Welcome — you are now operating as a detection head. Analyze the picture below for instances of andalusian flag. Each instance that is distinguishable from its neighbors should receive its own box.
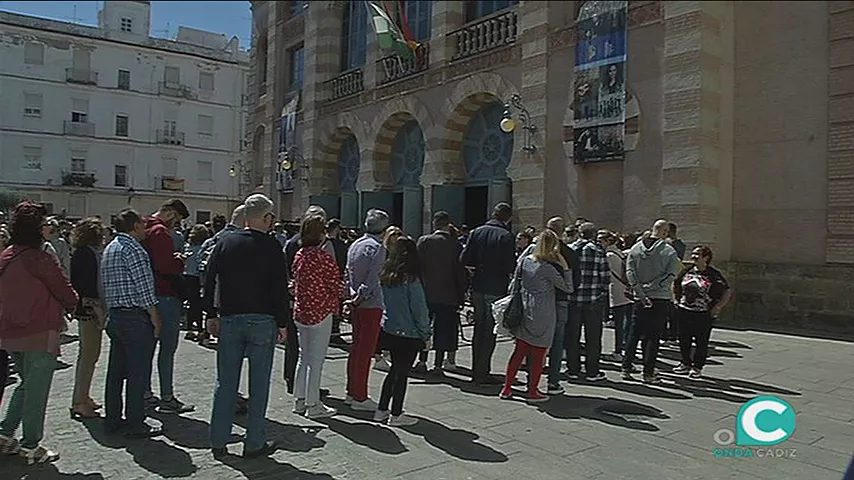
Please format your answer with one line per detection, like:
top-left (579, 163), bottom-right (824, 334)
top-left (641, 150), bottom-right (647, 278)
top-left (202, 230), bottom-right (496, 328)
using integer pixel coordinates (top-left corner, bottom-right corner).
top-left (366, 1), bottom-right (415, 60)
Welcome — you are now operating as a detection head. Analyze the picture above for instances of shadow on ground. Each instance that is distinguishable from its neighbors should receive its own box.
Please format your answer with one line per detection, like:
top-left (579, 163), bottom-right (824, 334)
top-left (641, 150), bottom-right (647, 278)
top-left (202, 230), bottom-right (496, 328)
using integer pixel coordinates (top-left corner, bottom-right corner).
top-left (322, 397), bottom-right (508, 462)
top-left (0, 458), bottom-right (104, 479)
top-left (535, 394), bottom-right (669, 431)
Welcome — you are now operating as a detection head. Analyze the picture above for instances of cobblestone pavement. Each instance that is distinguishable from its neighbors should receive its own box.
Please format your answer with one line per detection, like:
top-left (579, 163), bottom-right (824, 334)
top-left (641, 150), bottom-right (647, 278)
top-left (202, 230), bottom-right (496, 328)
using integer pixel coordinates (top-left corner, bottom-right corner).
top-left (1, 322), bottom-right (852, 480)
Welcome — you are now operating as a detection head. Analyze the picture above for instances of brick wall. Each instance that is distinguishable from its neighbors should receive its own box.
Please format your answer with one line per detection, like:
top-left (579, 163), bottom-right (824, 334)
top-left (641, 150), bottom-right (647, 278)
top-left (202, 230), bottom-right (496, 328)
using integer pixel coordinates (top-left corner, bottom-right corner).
top-left (717, 261), bottom-right (854, 335)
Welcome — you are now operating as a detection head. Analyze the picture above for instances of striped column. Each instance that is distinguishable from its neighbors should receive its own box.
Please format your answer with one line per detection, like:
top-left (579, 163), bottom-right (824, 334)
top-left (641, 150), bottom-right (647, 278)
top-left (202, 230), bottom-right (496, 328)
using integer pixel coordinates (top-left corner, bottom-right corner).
top-left (513, 0), bottom-right (551, 229)
top-left (827, 1), bottom-right (854, 263)
top-left (661, 1), bottom-right (733, 256)
top-left (429, 1), bottom-right (464, 69)
top-left (297, 1), bottom-right (345, 217)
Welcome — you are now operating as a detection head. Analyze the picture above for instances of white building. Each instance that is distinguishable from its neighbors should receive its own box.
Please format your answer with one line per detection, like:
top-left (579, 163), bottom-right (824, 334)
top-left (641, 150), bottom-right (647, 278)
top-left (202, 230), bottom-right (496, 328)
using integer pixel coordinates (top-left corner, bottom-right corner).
top-left (0, 0), bottom-right (249, 224)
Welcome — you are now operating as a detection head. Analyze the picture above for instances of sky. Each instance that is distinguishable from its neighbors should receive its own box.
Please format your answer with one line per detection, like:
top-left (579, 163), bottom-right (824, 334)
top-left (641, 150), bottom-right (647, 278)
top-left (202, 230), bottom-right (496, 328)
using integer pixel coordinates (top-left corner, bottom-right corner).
top-left (0, 1), bottom-right (252, 48)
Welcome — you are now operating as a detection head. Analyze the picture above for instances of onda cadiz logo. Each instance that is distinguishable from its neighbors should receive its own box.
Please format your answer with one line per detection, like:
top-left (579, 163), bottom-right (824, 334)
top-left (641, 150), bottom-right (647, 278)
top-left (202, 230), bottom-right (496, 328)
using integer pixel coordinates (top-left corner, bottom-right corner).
top-left (713, 396), bottom-right (796, 459)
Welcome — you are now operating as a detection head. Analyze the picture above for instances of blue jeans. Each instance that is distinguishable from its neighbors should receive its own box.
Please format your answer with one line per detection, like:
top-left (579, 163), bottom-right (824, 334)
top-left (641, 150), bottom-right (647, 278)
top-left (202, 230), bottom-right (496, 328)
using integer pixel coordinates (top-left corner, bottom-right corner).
top-left (210, 314), bottom-right (277, 451)
top-left (105, 308), bottom-right (156, 432)
top-left (612, 303), bottom-right (634, 354)
top-left (547, 301), bottom-right (569, 385)
top-left (149, 296), bottom-right (182, 398)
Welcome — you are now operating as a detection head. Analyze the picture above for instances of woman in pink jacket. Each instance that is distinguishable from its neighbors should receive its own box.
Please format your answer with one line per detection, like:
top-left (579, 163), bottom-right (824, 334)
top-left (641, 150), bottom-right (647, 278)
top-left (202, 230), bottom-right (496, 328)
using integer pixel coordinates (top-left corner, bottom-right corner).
top-left (0, 202), bottom-right (79, 464)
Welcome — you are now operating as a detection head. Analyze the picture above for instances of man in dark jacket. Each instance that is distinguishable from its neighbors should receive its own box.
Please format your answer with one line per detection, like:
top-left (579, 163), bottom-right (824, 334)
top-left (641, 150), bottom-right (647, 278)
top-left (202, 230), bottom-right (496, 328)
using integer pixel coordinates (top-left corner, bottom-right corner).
top-left (326, 218), bottom-right (348, 346)
top-left (460, 202), bottom-right (516, 385)
top-left (417, 211), bottom-right (467, 375)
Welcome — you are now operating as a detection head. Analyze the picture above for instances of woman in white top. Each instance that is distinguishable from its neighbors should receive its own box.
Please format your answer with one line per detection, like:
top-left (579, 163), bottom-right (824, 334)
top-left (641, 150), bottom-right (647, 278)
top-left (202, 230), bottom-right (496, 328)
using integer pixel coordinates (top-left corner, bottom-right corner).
top-left (602, 232), bottom-right (634, 361)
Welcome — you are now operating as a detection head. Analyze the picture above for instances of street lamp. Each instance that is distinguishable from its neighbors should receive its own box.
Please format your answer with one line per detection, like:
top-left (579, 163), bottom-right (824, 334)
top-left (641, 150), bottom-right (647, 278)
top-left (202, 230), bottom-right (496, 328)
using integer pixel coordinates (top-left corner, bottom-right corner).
top-left (500, 93), bottom-right (537, 153)
top-left (278, 145), bottom-right (310, 187)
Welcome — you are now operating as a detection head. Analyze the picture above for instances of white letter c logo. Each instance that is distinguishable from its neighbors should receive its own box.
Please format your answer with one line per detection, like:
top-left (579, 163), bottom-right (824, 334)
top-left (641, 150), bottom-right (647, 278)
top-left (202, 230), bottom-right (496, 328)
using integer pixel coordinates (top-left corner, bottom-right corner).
top-left (741, 400), bottom-right (789, 443)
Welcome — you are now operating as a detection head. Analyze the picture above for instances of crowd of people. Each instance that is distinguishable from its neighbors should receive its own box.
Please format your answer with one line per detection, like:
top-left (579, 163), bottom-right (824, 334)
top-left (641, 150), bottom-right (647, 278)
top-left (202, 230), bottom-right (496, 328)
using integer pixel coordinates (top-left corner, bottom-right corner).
top-left (0, 194), bottom-right (732, 465)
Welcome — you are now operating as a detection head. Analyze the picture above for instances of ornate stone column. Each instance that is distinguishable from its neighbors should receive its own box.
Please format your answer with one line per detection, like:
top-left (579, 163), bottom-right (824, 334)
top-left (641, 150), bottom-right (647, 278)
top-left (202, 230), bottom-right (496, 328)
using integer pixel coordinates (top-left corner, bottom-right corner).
top-left (661, 1), bottom-right (734, 257)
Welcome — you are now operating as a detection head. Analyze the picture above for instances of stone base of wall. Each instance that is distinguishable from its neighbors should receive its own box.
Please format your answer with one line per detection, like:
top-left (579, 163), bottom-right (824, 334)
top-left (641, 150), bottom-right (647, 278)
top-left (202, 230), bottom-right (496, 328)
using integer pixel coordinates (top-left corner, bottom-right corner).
top-left (716, 261), bottom-right (854, 338)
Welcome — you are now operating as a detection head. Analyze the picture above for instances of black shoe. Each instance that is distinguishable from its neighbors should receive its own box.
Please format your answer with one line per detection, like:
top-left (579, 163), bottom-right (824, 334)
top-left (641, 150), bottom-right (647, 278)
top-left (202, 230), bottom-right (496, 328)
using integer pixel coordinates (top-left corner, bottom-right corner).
top-left (124, 425), bottom-right (163, 439)
top-left (329, 335), bottom-right (349, 347)
top-left (243, 441), bottom-right (278, 459)
top-left (158, 396), bottom-right (195, 414)
top-left (320, 388), bottom-right (330, 398)
top-left (212, 447), bottom-right (229, 460)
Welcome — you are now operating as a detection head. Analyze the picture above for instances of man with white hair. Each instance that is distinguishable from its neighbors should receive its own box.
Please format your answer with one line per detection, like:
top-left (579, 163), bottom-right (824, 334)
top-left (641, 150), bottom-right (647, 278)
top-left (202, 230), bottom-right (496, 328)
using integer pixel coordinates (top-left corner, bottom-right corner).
top-left (344, 208), bottom-right (389, 411)
top-left (622, 219), bottom-right (681, 384)
top-left (204, 194), bottom-right (288, 459)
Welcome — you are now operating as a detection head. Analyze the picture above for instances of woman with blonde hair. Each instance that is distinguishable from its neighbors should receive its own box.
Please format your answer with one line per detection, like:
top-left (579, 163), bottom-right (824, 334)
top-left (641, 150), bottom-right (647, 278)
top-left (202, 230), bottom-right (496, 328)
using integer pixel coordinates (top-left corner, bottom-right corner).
top-left (500, 230), bottom-right (572, 403)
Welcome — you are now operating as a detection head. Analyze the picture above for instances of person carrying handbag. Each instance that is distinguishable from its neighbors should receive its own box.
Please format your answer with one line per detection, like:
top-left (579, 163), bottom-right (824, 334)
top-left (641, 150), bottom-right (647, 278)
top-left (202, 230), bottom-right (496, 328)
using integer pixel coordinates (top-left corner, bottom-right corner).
top-left (499, 230), bottom-right (571, 403)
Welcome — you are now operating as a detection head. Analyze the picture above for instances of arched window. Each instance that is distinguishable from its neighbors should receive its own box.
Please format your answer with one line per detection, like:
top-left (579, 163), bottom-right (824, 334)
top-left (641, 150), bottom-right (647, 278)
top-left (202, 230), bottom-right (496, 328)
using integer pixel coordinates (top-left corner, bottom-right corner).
top-left (465, 0), bottom-right (518, 23)
top-left (341, 0), bottom-right (367, 71)
top-left (338, 135), bottom-right (360, 192)
top-left (404, 1), bottom-right (432, 42)
top-left (391, 120), bottom-right (425, 188)
top-left (463, 102), bottom-right (513, 182)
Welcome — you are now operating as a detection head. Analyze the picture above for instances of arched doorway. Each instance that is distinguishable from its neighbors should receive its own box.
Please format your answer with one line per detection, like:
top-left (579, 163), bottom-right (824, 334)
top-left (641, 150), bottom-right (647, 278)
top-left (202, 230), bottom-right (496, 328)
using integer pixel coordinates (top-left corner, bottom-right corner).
top-left (461, 102), bottom-right (513, 227)
top-left (389, 120), bottom-right (425, 236)
top-left (338, 135), bottom-right (361, 228)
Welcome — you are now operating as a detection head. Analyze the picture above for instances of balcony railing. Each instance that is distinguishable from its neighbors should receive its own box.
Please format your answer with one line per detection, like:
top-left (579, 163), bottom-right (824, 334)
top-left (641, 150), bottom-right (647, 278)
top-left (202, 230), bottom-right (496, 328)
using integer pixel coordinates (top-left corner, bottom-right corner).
top-left (449, 9), bottom-right (518, 61)
top-left (158, 82), bottom-right (196, 99)
top-left (156, 130), bottom-right (186, 145)
top-left (377, 43), bottom-right (430, 85)
top-left (325, 68), bottom-right (364, 101)
top-left (65, 68), bottom-right (98, 85)
top-left (61, 170), bottom-right (97, 188)
top-left (63, 120), bottom-right (95, 137)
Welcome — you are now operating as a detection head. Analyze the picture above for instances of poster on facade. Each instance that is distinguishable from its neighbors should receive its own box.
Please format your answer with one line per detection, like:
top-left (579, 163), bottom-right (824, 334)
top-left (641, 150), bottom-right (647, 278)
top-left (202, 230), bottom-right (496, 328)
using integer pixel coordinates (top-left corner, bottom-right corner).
top-left (573, 0), bottom-right (627, 164)
top-left (277, 94), bottom-right (299, 192)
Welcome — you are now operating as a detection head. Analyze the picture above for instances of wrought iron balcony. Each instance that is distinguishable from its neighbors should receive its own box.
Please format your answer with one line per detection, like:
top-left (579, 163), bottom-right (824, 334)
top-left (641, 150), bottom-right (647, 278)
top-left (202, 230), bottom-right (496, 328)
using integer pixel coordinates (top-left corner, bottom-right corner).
top-left (61, 170), bottom-right (97, 188)
top-left (449, 9), bottom-right (518, 61)
top-left (377, 43), bottom-right (430, 85)
top-left (156, 130), bottom-right (186, 145)
top-left (158, 82), bottom-right (196, 99)
top-left (65, 68), bottom-right (98, 85)
top-left (63, 120), bottom-right (95, 137)
top-left (325, 68), bottom-right (363, 102)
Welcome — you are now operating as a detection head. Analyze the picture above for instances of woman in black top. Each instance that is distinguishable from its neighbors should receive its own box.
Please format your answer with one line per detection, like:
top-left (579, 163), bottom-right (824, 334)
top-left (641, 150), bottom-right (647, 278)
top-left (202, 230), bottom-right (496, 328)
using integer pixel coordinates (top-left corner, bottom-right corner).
top-left (69, 218), bottom-right (107, 419)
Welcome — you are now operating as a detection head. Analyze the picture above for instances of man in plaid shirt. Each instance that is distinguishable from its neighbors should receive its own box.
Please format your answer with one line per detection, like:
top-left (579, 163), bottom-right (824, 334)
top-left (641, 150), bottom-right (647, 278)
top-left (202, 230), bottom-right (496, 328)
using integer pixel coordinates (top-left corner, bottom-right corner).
top-left (567, 222), bottom-right (610, 382)
top-left (101, 208), bottom-right (163, 438)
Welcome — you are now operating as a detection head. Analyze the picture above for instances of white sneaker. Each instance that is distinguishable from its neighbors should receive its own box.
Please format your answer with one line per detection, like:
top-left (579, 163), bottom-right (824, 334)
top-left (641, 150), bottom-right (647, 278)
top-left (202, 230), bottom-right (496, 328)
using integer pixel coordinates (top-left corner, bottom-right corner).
top-left (373, 410), bottom-right (390, 423)
top-left (350, 398), bottom-right (378, 411)
top-left (292, 399), bottom-right (306, 415)
top-left (374, 358), bottom-right (391, 372)
top-left (305, 403), bottom-right (337, 419)
top-left (344, 395), bottom-right (353, 405)
top-left (388, 414), bottom-right (418, 427)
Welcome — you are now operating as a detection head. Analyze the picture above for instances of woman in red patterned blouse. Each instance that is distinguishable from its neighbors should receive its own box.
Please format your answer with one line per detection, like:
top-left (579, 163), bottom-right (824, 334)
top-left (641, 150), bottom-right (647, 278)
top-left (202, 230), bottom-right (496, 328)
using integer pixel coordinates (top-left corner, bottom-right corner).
top-left (292, 214), bottom-right (343, 419)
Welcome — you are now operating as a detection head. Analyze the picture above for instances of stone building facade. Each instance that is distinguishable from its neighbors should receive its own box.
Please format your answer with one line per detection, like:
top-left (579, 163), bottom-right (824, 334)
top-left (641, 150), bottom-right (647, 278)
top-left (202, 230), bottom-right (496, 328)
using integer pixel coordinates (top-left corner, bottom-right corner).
top-left (248, 0), bottom-right (854, 334)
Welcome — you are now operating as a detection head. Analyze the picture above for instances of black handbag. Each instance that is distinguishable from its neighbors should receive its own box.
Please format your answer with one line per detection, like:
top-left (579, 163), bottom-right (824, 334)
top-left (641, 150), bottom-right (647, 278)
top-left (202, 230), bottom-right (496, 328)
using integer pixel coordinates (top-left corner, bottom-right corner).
top-left (502, 290), bottom-right (523, 330)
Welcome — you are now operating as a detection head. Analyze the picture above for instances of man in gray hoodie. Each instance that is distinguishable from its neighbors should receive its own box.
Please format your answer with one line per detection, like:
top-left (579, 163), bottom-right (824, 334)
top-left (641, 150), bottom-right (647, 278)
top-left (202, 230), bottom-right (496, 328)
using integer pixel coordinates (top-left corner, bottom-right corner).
top-left (622, 219), bottom-right (682, 383)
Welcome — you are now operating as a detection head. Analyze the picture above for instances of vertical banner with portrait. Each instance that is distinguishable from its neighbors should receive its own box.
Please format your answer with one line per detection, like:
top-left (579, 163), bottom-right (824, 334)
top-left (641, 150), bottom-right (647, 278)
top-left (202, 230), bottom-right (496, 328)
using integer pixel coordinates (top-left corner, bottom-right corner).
top-left (573, 0), bottom-right (628, 164)
top-left (277, 94), bottom-right (299, 192)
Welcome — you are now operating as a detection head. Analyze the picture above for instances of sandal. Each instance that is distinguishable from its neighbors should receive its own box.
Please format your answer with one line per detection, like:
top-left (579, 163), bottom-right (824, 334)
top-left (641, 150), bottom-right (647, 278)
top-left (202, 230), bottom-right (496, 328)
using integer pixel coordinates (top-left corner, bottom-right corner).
top-left (0, 434), bottom-right (21, 455)
top-left (20, 445), bottom-right (60, 465)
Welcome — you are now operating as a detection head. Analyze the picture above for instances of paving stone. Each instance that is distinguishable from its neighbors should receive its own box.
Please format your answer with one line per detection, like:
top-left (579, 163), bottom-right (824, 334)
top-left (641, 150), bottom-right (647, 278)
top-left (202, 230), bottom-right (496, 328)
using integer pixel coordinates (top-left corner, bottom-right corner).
top-left (0, 324), bottom-right (851, 479)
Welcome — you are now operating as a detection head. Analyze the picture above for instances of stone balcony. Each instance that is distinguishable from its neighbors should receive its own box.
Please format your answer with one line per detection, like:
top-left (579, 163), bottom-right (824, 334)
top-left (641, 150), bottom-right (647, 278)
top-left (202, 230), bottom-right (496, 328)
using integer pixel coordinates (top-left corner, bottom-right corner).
top-left (63, 120), bottom-right (95, 137)
top-left (377, 42), bottom-right (430, 85)
top-left (65, 67), bottom-right (98, 85)
top-left (449, 9), bottom-right (518, 61)
top-left (325, 68), bottom-right (364, 102)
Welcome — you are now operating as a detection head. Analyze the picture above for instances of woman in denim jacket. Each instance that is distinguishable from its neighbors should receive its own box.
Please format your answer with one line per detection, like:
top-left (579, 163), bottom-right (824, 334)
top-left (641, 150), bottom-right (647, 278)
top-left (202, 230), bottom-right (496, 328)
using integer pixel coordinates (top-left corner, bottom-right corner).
top-left (374, 236), bottom-right (431, 427)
